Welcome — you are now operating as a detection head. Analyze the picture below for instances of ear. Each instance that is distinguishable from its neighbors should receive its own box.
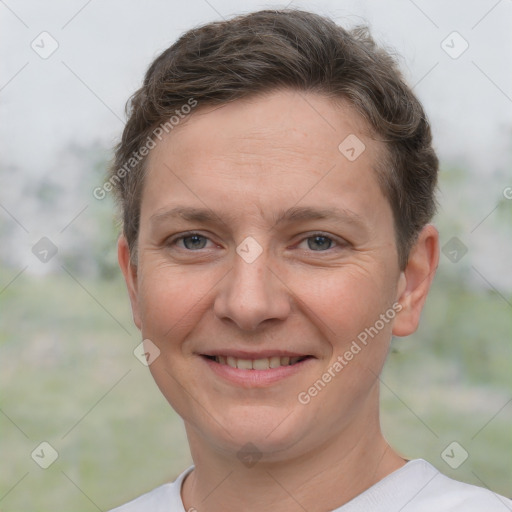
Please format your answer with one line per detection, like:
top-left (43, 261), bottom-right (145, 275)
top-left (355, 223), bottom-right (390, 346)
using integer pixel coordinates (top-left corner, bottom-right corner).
top-left (118, 235), bottom-right (142, 330)
top-left (392, 224), bottom-right (439, 337)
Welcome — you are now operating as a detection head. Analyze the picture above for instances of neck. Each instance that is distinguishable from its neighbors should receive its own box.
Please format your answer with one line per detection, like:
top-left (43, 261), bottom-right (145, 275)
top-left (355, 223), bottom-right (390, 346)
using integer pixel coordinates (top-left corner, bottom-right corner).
top-left (181, 396), bottom-right (405, 511)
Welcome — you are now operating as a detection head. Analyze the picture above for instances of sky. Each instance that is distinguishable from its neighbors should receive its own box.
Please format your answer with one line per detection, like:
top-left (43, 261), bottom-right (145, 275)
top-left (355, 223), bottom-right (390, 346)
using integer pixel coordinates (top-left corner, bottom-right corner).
top-left (1, 0), bottom-right (511, 172)
top-left (1, 0), bottom-right (511, 287)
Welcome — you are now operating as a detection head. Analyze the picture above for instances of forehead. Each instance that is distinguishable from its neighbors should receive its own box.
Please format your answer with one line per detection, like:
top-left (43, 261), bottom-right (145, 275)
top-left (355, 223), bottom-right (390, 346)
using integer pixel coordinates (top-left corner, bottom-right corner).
top-left (153, 90), bottom-right (375, 165)
top-left (141, 89), bottom-right (389, 226)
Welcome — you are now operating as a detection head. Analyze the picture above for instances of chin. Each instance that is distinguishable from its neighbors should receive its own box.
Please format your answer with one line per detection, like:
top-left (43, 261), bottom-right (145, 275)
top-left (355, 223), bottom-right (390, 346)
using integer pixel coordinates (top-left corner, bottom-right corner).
top-left (187, 402), bottom-right (315, 462)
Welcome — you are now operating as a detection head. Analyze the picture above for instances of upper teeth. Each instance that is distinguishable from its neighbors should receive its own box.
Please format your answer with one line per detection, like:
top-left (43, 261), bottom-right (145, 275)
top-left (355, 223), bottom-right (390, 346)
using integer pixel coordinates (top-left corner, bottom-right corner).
top-left (215, 356), bottom-right (302, 369)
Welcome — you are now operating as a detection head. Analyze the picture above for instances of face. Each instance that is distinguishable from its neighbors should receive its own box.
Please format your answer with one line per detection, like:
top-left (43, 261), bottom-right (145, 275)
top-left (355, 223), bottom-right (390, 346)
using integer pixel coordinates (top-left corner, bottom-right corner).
top-left (119, 89), bottom-right (436, 461)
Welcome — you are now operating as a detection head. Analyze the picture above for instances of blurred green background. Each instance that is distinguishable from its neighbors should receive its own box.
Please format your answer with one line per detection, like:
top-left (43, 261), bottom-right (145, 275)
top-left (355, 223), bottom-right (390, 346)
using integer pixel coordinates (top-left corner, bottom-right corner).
top-left (1, 144), bottom-right (511, 510)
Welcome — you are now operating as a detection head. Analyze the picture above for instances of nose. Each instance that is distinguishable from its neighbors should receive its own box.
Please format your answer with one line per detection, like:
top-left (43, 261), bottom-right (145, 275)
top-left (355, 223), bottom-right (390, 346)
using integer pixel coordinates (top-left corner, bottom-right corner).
top-left (213, 248), bottom-right (291, 331)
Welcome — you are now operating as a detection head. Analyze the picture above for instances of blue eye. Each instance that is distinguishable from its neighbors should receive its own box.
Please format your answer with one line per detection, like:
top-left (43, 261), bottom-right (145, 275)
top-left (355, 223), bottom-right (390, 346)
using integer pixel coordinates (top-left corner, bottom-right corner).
top-left (168, 232), bottom-right (342, 254)
top-left (179, 234), bottom-right (209, 250)
top-left (306, 235), bottom-right (334, 251)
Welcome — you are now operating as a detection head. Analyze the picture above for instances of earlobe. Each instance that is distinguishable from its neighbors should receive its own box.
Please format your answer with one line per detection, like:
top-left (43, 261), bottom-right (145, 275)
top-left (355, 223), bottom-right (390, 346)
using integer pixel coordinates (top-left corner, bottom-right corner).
top-left (117, 235), bottom-right (142, 330)
top-left (392, 224), bottom-right (439, 337)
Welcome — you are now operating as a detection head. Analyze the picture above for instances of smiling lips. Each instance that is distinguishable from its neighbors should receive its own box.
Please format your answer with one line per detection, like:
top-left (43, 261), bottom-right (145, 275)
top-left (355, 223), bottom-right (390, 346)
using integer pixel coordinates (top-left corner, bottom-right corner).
top-left (206, 355), bottom-right (308, 370)
top-left (201, 352), bottom-right (314, 386)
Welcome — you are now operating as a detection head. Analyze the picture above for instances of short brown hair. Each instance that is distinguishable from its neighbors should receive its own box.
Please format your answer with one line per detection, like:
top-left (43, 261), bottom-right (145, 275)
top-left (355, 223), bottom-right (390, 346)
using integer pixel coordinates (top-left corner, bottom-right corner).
top-left (109, 8), bottom-right (438, 269)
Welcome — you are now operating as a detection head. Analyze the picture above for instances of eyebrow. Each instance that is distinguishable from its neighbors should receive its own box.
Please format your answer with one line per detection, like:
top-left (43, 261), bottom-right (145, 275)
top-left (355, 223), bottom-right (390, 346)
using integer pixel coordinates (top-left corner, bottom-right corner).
top-left (149, 205), bottom-right (367, 230)
top-left (272, 206), bottom-right (366, 228)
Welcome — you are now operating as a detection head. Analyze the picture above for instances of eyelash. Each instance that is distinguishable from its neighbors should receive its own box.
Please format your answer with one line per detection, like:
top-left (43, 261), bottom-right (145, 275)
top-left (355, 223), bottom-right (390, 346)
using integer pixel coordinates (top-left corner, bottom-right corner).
top-left (167, 231), bottom-right (346, 252)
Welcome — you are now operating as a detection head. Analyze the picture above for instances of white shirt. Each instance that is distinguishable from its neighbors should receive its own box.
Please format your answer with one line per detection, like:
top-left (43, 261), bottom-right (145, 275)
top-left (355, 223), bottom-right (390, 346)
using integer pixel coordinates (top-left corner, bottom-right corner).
top-left (109, 459), bottom-right (512, 511)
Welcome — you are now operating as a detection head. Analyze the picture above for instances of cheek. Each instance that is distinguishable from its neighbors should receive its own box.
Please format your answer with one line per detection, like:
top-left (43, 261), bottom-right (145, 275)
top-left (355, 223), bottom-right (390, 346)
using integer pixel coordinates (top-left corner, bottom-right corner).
top-left (299, 265), bottom-right (398, 393)
top-left (136, 264), bottom-right (216, 418)
top-left (136, 262), bottom-right (217, 342)
top-left (295, 264), bottom-right (396, 335)
top-left (298, 269), bottom-right (397, 416)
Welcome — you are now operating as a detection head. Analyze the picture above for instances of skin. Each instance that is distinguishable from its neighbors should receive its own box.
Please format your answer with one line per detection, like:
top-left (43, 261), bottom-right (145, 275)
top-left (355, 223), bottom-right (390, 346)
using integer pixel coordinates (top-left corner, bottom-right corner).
top-left (118, 89), bottom-right (439, 511)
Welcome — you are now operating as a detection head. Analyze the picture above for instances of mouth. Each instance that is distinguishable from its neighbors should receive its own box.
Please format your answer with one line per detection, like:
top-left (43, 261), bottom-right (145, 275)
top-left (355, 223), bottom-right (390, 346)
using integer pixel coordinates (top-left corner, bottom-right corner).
top-left (200, 352), bottom-right (315, 387)
top-left (202, 354), bottom-right (312, 370)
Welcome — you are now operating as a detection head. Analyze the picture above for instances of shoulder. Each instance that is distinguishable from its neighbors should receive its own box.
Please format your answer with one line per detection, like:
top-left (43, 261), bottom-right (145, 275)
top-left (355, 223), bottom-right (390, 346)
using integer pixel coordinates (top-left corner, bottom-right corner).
top-left (107, 483), bottom-right (175, 512)
top-left (410, 461), bottom-right (512, 511)
top-left (107, 467), bottom-right (193, 512)
top-left (340, 459), bottom-right (512, 512)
